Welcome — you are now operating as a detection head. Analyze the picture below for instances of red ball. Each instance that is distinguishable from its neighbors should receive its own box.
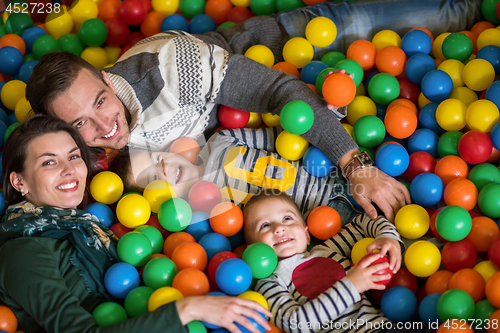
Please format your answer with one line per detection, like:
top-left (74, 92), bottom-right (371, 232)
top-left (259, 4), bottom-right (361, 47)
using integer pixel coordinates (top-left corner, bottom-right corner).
top-left (441, 238), bottom-right (478, 273)
top-left (404, 151), bottom-right (436, 182)
top-left (429, 207), bottom-right (447, 242)
top-left (119, 44), bottom-right (134, 57)
top-left (386, 267), bottom-right (418, 294)
top-left (358, 253), bottom-right (393, 286)
top-left (458, 130), bottom-right (493, 164)
top-left (209, 202), bottom-right (244, 237)
top-left (188, 181), bottom-right (222, 213)
top-left (306, 206), bottom-right (342, 240)
top-left (398, 79), bottom-right (420, 105)
top-left (208, 251), bottom-right (239, 282)
top-left (146, 215), bottom-right (171, 240)
top-left (225, 6), bottom-right (254, 23)
top-left (110, 222), bottom-right (133, 239)
top-left (489, 236), bottom-right (500, 268)
top-left (218, 105), bottom-right (250, 129)
top-left (127, 31), bottom-right (145, 46)
top-left (119, 0), bottom-right (147, 25)
top-left (105, 19), bottom-right (130, 47)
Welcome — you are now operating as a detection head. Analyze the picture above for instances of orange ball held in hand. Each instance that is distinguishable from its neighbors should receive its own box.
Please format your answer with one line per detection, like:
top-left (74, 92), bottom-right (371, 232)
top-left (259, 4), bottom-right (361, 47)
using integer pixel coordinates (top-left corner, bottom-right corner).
top-left (322, 73), bottom-right (356, 107)
top-left (306, 206), bottom-right (342, 240)
top-left (169, 137), bottom-right (201, 164)
top-left (210, 202), bottom-right (244, 237)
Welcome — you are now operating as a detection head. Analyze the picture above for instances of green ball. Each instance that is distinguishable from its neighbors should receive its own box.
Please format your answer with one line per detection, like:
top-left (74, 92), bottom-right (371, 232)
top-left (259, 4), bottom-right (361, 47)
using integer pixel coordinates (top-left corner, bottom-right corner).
top-left (58, 33), bottom-right (83, 56)
top-left (250, 0), bottom-right (276, 16)
top-left (276, 0), bottom-right (305, 12)
top-left (187, 320), bottom-right (208, 333)
top-left (442, 32), bottom-right (473, 63)
top-left (474, 299), bottom-right (498, 328)
top-left (468, 163), bottom-right (500, 192)
top-left (0, 25), bottom-right (6, 39)
top-left (478, 183), bottom-right (500, 218)
top-left (179, 0), bottom-right (205, 20)
top-left (218, 22), bottom-right (235, 29)
top-left (321, 51), bottom-right (345, 68)
top-left (23, 53), bottom-right (35, 62)
top-left (279, 100), bottom-right (314, 135)
top-left (32, 35), bottom-right (60, 59)
top-left (78, 18), bottom-right (107, 47)
top-left (242, 242), bottom-right (278, 279)
top-left (4, 122), bottom-right (22, 143)
top-left (116, 231), bottom-right (153, 267)
top-left (436, 289), bottom-right (475, 322)
top-left (481, 0), bottom-right (500, 24)
top-left (367, 73), bottom-right (400, 105)
top-left (435, 205), bottom-right (472, 241)
top-left (5, 13), bottom-right (33, 35)
top-left (437, 131), bottom-right (462, 157)
top-left (157, 198), bottom-right (192, 232)
top-left (353, 115), bottom-right (386, 148)
top-left (142, 257), bottom-right (178, 289)
top-left (124, 286), bottom-right (154, 318)
top-left (315, 67), bottom-right (335, 96)
top-left (92, 302), bottom-right (128, 327)
top-left (135, 225), bottom-right (164, 254)
top-left (335, 58), bottom-right (364, 87)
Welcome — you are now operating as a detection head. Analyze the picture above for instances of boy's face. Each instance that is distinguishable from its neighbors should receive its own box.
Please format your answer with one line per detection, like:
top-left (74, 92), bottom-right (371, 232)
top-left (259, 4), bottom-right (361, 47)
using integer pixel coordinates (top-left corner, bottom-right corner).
top-left (244, 196), bottom-right (310, 259)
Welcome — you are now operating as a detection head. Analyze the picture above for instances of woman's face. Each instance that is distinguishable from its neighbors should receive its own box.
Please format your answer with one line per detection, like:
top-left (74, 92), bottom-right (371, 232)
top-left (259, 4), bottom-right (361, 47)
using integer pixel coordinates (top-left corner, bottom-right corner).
top-left (13, 132), bottom-right (88, 209)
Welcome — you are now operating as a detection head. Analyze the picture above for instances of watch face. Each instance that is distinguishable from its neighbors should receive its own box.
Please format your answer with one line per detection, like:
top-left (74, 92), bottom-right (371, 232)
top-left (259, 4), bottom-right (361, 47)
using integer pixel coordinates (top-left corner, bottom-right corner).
top-left (358, 152), bottom-right (372, 165)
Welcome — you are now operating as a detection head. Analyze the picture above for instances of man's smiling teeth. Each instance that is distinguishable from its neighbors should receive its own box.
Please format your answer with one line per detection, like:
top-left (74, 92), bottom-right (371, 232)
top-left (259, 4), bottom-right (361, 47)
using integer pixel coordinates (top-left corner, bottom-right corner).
top-left (57, 182), bottom-right (77, 190)
top-left (103, 121), bottom-right (117, 139)
top-left (275, 238), bottom-right (292, 245)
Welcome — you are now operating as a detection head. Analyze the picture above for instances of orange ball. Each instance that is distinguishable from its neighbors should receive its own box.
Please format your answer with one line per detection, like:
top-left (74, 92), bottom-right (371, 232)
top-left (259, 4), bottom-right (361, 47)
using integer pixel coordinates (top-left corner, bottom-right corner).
top-left (443, 178), bottom-right (478, 211)
top-left (322, 73), bottom-right (356, 107)
top-left (384, 105), bottom-right (417, 139)
top-left (466, 216), bottom-right (500, 252)
top-left (375, 45), bottom-right (407, 77)
top-left (140, 12), bottom-right (165, 37)
top-left (0, 305), bottom-right (17, 333)
top-left (172, 268), bottom-right (210, 297)
top-left (387, 98), bottom-right (418, 116)
top-left (163, 232), bottom-right (195, 257)
top-left (471, 21), bottom-right (496, 37)
top-left (171, 241), bottom-right (208, 271)
top-left (205, 0), bottom-right (233, 25)
top-left (447, 268), bottom-right (485, 303)
top-left (233, 243), bottom-right (247, 258)
top-left (98, 0), bottom-right (122, 21)
top-left (307, 83), bottom-right (319, 95)
top-left (425, 270), bottom-right (453, 294)
top-left (0, 34), bottom-right (26, 56)
top-left (169, 137), bottom-right (201, 164)
top-left (437, 321), bottom-right (474, 333)
top-left (346, 39), bottom-right (377, 70)
top-left (488, 309), bottom-right (500, 333)
top-left (306, 206), bottom-right (342, 240)
top-left (434, 155), bottom-right (469, 187)
top-left (486, 271), bottom-right (500, 308)
top-left (210, 202), bottom-right (244, 237)
top-left (271, 61), bottom-right (300, 79)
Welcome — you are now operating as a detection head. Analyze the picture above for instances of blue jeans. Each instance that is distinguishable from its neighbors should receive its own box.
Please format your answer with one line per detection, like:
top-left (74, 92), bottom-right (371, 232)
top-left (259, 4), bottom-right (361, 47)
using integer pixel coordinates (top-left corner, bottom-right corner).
top-left (274, 0), bottom-right (483, 58)
top-left (326, 169), bottom-right (364, 227)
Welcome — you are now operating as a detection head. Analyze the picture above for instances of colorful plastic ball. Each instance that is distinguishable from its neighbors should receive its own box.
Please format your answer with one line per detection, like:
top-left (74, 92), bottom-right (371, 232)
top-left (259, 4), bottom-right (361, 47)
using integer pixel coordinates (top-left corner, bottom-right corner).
top-left (104, 262), bottom-right (140, 298)
top-left (489, 236), bottom-right (500, 270)
top-left (442, 32), bottom-right (473, 62)
top-left (404, 53), bottom-right (436, 85)
top-left (426, 270), bottom-right (453, 294)
top-left (420, 69), bottom-right (453, 103)
top-left (5, 12), bottom-right (32, 36)
top-left (152, 0), bottom-right (179, 16)
top-left (161, 14), bottom-right (188, 31)
top-left (92, 302), bottom-right (128, 326)
top-left (404, 151), bottom-right (436, 182)
top-left (475, 300), bottom-right (498, 329)
top-left (179, 0), bottom-right (205, 19)
top-left (346, 95), bottom-right (376, 125)
top-left (305, 16), bottom-right (337, 48)
top-left (372, 29), bottom-right (401, 51)
top-left (443, 178), bottom-right (478, 212)
top-left (384, 105), bottom-right (417, 139)
top-left (261, 112), bottom-right (280, 127)
top-left (449, 268), bottom-right (486, 303)
top-left (441, 238), bottom-right (477, 273)
top-left (183, 211), bottom-right (211, 242)
top-left (315, 67), bottom-right (335, 95)
top-left (321, 51), bottom-right (345, 68)
top-left (218, 105), bottom-right (250, 129)
top-left (148, 286), bottom-right (184, 311)
top-left (435, 205), bottom-right (472, 242)
top-left (84, 202), bottom-right (115, 227)
top-left (300, 60), bottom-right (328, 85)
top-left (57, 33), bottom-right (83, 56)
top-left (282, 37), bottom-right (313, 69)
top-left (245, 112), bottom-right (262, 128)
top-left (410, 172), bottom-right (443, 207)
top-left (405, 240), bottom-right (441, 277)
top-left (458, 130), bottom-right (492, 165)
top-left (250, 0), bottom-right (276, 16)
top-left (394, 204), bottom-right (430, 239)
top-left (479, 183), bottom-right (500, 218)
top-left (69, 0), bottom-right (98, 24)
top-left (275, 130), bottom-right (309, 161)
top-left (209, 202), bottom-right (243, 237)
top-left (437, 289), bottom-right (475, 321)
top-left (124, 286), bottom-right (154, 318)
top-left (169, 137), bottom-right (200, 165)
top-left (135, 224), bottom-right (164, 254)
top-left (351, 237), bottom-right (375, 265)
top-left (45, 10), bottom-right (74, 39)
top-left (0, 46), bottom-right (22, 75)
top-left (477, 28), bottom-right (500, 50)
top-left (188, 181), bottom-right (221, 214)
top-left (375, 45), bottom-right (407, 77)
top-left (346, 39), bottom-right (376, 70)
top-left (163, 232), bottom-right (195, 258)
top-left (238, 291), bottom-right (268, 310)
top-left (208, 251), bottom-right (239, 282)
top-left (435, 99), bottom-right (467, 132)
top-left (119, 0), bottom-right (147, 26)
top-left (437, 59), bottom-right (465, 89)
top-left (463, 58), bottom-right (495, 92)
top-left (199, 232), bottom-right (231, 262)
top-left (375, 143), bottom-right (409, 177)
top-left (143, 180), bottom-right (176, 214)
top-left (401, 29), bottom-right (433, 57)
top-left (90, 171), bottom-right (124, 205)
top-left (80, 46), bottom-right (108, 70)
top-left (398, 78), bottom-right (420, 105)
top-left (21, 27), bottom-right (46, 54)
top-left (225, 7), bottom-right (254, 23)
top-left (279, 100), bottom-right (314, 135)
top-left (105, 18), bottom-right (129, 47)
top-left (335, 58), bottom-right (364, 87)
top-left (359, 253), bottom-right (393, 286)
top-left (0, 305), bottom-right (17, 333)
top-left (98, 0), bottom-right (122, 21)
top-left (172, 268), bottom-right (210, 297)
top-left (491, 121), bottom-right (500, 152)
top-left (117, 231), bottom-right (153, 267)
top-left (272, 61), bottom-right (300, 78)
top-left (242, 242), bottom-right (278, 279)
top-left (437, 132), bottom-right (463, 158)
top-left (143, 256), bottom-right (178, 289)
top-left (353, 115), bottom-right (386, 148)
top-left (116, 193), bottom-right (151, 228)
top-left (302, 146), bottom-right (335, 178)
top-left (171, 241), bottom-right (207, 271)
top-left (322, 73), bottom-right (356, 107)
top-left (468, 163), bottom-right (500, 192)
top-left (244, 44), bottom-right (274, 68)
top-left (419, 293), bottom-right (441, 325)
top-left (189, 14), bottom-right (216, 35)
top-left (380, 286), bottom-right (417, 322)
top-left (215, 258), bottom-right (252, 295)
top-left (407, 128), bottom-right (439, 157)
top-left (466, 100), bottom-right (499, 133)
top-left (158, 197), bottom-right (192, 232)
top-left (477, 45), bottom-right (500, 77)
top-left (367, 72), bottom-right (400, 105)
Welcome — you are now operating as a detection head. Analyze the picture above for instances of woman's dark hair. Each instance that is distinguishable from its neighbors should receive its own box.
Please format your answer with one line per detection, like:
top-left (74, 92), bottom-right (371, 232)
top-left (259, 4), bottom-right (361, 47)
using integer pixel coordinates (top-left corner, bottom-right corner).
top-left (2, 116), bottom-right (94, 207)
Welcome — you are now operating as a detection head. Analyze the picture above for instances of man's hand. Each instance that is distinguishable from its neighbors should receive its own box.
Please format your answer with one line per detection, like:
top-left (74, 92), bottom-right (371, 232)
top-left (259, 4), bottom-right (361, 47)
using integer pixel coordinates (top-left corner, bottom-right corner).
top-left (367, 238), bottom-right (402, 274)
top-left (346, 253), bottom-right (391, 294)
top-left (323, 69), bottom-right (354, 110)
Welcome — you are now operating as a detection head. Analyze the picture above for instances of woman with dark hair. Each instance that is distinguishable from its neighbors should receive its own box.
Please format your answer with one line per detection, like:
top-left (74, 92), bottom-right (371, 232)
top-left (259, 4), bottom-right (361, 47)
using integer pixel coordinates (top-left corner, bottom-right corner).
top-left (0, 116), bottom-right (271, 333)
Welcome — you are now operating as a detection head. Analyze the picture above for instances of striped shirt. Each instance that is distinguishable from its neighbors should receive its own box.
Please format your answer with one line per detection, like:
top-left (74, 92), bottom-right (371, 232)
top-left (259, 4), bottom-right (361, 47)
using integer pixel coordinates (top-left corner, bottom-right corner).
top-left (254, 214), bottom-right (403, 333)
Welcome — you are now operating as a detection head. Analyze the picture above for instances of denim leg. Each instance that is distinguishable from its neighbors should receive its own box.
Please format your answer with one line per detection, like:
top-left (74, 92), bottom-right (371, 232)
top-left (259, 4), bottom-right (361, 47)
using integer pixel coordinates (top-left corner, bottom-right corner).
top-left (326, 169), bottom-right (364, 227)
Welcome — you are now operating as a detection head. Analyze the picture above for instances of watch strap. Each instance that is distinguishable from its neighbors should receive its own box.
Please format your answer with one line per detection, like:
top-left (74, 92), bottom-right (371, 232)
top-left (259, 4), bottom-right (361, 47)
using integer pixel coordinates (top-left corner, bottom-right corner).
top-left (342, 152), bottom-right (372, 179)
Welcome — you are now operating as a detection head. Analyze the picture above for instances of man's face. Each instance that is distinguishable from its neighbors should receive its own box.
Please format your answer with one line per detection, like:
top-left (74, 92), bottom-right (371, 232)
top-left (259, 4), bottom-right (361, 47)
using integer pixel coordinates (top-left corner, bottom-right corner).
top-left (50, 69), bottom-right (130, 150)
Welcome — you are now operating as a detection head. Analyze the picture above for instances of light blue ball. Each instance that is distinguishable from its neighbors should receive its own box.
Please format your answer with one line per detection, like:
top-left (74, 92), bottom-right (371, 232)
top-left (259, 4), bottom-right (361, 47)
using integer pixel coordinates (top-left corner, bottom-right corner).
top-left (401, 29), bottom-right (433, 57)
top-left (104, 262), bottom-right (140, 299)
top-left (381, 286), bottom-right (417, 322)
top-left (303, 145), bottom-right (335, 177)
top-left (215, 258), bottom-right (252, 295)
top-left (375, 143), bottom-right (410, 177)
top-left (184, 211), bottom-right (211, 242)
top-left (199, 232), bottom-right (231, 262)
top-left (84, 202), bottom-right (115, 227)
top-left (410, 172), bottom-right (443, 207)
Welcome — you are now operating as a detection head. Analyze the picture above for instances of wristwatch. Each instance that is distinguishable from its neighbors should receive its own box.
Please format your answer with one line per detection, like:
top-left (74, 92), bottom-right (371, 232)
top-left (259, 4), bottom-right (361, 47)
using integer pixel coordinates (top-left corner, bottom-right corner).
top-left (342, 151), bottom-right (373, 179)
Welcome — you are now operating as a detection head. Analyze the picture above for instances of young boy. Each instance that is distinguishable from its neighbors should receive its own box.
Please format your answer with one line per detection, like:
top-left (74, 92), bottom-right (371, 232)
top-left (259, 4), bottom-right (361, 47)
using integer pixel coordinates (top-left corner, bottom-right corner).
top-left (243, 190), bottom-right (403, 333)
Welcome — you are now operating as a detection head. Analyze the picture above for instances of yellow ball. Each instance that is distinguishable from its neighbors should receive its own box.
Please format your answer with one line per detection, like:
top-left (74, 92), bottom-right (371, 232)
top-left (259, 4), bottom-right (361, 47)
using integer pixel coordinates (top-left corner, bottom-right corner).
top-left (282, 37), bottom-right (314, 69)
top-left (238, 291), bottom-right (269, 310)
top-left (356, 82), bottom-right (366, 96)
top-left (80, 46), bottom-right (108, 70)
top-left (477, 28), bottom-right (500, 50)
top-left (394, 204), bottom-right (430, 239)
top-left (463, 59), bottom-right (495, 92)
top-left (45, 8), bottom-right (74, 39)
top-left (244, 45), bottom-right (275, 68)
top-left (275, 130), bottom-right (309, 161)
top-left (351, 237), bottom-right (375, 265)
top-left (90, 171), bottom-right (124, 204)
top-left (230, 0), bottom-right (251, 7)
top-left (418, 92), bottom-right (432, 110)
top-left (305, 16), bottom-right (337, 48)
top-left (151, 0), bottom-right (179, 16)
top-left (1, 80), bottom-right (26, 111)
top-left (466, 99), bottom-right (499, 133)
top-left (346, 95), bottom-right (377, 126)
top-left (14, 97), bottom-right (32, 123)
top-left (342, 123), bottom-right (354, 139)
top-left (404, 240), bottom-right (441, 277)
top-left (262, 113), bottom-right (280, 127)
top-left (245, 112), bottom-right (263, 128)
top-left (116, 194), bottom-right (151, 228)
top-left (437, 59), bottom-right (464, 88)
top-left (148, 286), bottom-right (184, 312)
top-left (435, 98), bottom-right (467, 131)
top-left (104, 46), bottom-right (121, 65)
top-left (449, 86), bottom-right (478, 106)
top-left (372, 30), bottom-right (401, 52)
top-left (432, 32), bottom-right (451, 60)
top-left (143, 180), bottom-right (176, 213)
top-left (69, 0), bottom-right (99, 24)
top-left (474, 260), bottom-right (499, 283)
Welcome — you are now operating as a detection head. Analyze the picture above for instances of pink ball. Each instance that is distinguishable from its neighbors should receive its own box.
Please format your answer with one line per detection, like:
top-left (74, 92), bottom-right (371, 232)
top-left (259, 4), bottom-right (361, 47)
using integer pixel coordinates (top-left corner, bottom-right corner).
top-left (188, 181), bottom-right (222, 213)
top-left (458, 130), bottom-right (493, 164)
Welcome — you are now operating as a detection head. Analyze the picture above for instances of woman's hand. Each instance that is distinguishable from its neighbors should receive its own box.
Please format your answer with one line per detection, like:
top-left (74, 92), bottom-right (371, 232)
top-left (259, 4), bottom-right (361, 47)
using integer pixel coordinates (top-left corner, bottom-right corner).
top-left (322, 69), bottom-right (354, 110)
top-left (176, 296), bottom-right (272, 333)
top-left (346, 253), bottom-right (391, 294)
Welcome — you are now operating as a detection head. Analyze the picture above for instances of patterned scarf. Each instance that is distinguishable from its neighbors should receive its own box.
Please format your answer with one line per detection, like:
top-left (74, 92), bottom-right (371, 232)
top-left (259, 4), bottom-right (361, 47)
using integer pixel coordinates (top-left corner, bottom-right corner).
top-left (0, 201), bottom-right (120, 302)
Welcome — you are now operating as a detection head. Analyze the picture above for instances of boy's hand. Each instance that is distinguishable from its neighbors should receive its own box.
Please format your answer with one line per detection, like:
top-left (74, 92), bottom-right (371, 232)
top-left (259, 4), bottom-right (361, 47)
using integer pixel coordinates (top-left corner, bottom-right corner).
top-left (322, 69), bottom-right (354, 110)
top-left (346, 253), bottom-right (391, 294)
top-left (367, 238), bottom-right (402, 274)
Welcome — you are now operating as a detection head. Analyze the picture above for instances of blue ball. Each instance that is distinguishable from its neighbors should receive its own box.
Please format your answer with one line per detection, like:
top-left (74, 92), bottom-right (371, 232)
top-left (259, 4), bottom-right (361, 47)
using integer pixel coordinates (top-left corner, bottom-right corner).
top-left (302, 145), bottom-right (335, 177)
top-left (227, 228), bottom-right (246, 249)
top-left (216, 258), bottom-right (252, 295)
top-left (189, 14), bottom-right (216, 35)
top-left (0, 109), bottom-right (8, 126)
top-left (405, 53), bottom-right (436, 85)
top-left (235, 311), bottom-right (267, 333)
top-left (161, 14), bottom-right (189, 32)
top-left (301, 60), bottom-right (329, 85)
top-left (0, 120), bottom-right (7, 147)
top-left (84, 202), bottom-right (115, 227)
top-left (486, 80), bottom-right (500, 111)
top-left (17, 60), bottom-right (38, 84)
top-left (492, 121), bottom-right (500, 151)
top-left (0, 46), bottom-right (24, 75)
top-left (22, 26), bottom-right (47, 54)
top-left (401, 29), bottom-right (433, 57)
top-left (184, 211), bottom-right (212, 242)
top-left (380, 286), bottom-right (417, 322)
top-left (476, 45), bottom-right (500, 75)
top-left (407, 128), bottom-right (439, 157)
top-left (211, 329), bottom-right (231, 333)
top-left (375, 102), bottom-right (387, 122)
top-left (8, 112), bottom-right (18, 125)
top-left (0, 191), bottom-right (5, 214)
top-left (375, 143), bottom-right (410, 177)
top-left (419, 293), bottom-right (441, 325)
top-left (202, 291), bottom-right (227, 329)
top-left (410, 172), bottom-right (443, 207)
top-left (418, 103), bottom-right (445, 135)
top-left (104, 262), bottom-right (140, 299)
top-left (420, 69), bottom-right (453, 103)
top-left (199, 232), bottom-right (231, 262)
